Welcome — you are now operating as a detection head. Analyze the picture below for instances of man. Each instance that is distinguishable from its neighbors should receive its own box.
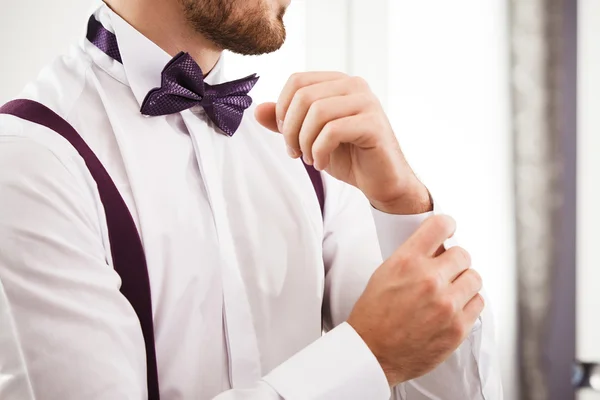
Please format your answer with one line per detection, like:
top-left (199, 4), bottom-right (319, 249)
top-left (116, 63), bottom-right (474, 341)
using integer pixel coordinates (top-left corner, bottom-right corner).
top-left (0, 0), bottom-right (502, 398)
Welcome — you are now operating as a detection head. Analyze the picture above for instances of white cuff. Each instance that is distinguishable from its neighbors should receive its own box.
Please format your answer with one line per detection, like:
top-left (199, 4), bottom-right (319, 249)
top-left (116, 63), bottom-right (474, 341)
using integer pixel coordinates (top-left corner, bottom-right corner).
top-left (263, 322), bottom-right (391, 400)
top-left (371, 208), bottom-right (433, 261)
top-left (372, 198), bottom-right (461, 260)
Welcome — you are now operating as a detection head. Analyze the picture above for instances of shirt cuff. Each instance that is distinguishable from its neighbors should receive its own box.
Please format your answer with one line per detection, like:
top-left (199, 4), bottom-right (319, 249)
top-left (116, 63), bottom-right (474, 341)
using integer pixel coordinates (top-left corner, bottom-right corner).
top-left (373, 200), bottom-right (483, 334)
top-left (263, 322), bottom-right (391, 400)
top-left (372, 198), bottom-right (460, 260)
top-left (371, 202), bottom-right (438, 260)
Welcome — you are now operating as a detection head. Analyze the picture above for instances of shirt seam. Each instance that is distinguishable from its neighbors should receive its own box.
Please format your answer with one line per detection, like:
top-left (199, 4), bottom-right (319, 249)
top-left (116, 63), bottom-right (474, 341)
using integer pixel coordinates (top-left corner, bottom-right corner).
top-left (40, 62), bottom-right (99, 191)
top-left (64, 61), bottom-right (93, 121)
top-left (260, 378), bottom-right (283, 399)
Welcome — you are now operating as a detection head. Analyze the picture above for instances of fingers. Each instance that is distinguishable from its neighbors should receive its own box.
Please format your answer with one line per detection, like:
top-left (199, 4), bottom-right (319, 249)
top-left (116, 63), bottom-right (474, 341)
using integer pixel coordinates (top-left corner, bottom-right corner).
top-left (278, 75), bottom-right (372, 158)
top-left (434, 246), bottom-right (472, 283)
top-left (311, 113), bottom-right (366, 171)
top-left (449, 268), bottom-right (483, 309)
top-left (254, 102), bottom-right (279, 132)
top-left (460, 293), bottom-right (485, 328)
top-left (276, 71), bottom-right (348, 130)
top-left (298, 95), bottom-right (374, 168)
top-left (397, 215), bottom-right (457, 260)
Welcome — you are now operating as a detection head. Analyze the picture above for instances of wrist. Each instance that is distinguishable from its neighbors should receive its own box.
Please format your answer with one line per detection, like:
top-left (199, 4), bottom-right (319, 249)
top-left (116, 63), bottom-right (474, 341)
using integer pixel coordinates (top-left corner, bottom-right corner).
top-left (370, 179), bottom-right (432, 215)
top-left (348, 316), bottom-right (407, 387)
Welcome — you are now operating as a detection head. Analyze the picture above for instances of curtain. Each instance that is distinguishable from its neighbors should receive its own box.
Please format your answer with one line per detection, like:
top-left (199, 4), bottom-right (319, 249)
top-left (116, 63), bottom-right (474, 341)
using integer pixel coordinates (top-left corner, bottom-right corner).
top-left (510, 0), bottom-right (576, 399)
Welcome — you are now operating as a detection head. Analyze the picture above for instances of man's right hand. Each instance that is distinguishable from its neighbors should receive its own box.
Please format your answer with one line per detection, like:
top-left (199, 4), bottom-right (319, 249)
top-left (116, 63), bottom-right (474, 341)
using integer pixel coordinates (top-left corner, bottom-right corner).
top-left (347, 214), bottom-right (484, 387)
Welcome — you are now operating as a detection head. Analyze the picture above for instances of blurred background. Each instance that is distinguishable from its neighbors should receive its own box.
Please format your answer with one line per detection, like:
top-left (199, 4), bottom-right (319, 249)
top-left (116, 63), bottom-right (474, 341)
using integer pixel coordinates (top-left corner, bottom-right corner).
top-left (0, 0), bottom-right (597, 399)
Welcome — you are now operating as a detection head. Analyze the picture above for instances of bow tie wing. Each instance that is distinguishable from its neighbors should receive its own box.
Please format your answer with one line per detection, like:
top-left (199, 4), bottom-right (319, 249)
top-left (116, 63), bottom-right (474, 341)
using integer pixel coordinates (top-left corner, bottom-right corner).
top-left (203, 75), bottom-right (259, 136)
top-left (211, 74), bottom-right (259, 97)
top-left (140, 52), bottom-right (206, 116)
top-left (140, 53), bottom-right (259, 137)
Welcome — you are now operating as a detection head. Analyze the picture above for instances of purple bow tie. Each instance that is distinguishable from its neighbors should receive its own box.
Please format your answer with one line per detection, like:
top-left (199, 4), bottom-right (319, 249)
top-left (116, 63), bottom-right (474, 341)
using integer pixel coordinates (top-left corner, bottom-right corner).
top-left (140, 52), bottom-right (258, 136)
top-left (87, 16), bottom-right (258, 136)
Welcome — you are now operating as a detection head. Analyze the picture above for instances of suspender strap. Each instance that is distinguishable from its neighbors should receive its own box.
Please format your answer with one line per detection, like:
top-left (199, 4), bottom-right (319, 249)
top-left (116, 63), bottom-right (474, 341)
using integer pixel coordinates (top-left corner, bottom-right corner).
top-left (302, 161), bottom-right (325, 217)
top-left (0, 97), bottom-right (325, 399)
top-left (0, 99), bottom-right (161, 400)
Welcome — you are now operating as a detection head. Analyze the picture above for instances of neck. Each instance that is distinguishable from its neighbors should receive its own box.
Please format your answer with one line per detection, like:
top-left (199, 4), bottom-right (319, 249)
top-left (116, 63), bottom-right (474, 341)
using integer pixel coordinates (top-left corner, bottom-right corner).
top-left (104, 0), bottom-right (222, 74)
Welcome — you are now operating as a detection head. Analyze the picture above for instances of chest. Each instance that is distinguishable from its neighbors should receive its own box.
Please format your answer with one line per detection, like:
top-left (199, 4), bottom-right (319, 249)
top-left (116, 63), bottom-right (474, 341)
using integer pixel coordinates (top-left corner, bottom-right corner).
top-left (78, 99), bottom-right (325, 319)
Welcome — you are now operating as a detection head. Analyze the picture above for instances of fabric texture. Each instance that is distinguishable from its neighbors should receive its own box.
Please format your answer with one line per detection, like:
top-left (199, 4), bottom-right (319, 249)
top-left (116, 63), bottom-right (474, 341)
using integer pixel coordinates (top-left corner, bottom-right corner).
top-left (0, 99), bottom-right (160, 400)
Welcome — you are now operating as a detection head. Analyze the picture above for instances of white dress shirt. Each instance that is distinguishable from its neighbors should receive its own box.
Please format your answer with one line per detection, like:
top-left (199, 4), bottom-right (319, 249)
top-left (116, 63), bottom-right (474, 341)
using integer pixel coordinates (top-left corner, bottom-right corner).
top-left (0, 4), bottom-right (502, 399)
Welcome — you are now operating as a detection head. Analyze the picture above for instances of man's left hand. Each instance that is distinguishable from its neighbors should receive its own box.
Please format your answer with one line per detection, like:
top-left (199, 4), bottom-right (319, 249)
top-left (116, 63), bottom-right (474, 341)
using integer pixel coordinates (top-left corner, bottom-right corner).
top-left (255, 71), bottom-right (432, 215)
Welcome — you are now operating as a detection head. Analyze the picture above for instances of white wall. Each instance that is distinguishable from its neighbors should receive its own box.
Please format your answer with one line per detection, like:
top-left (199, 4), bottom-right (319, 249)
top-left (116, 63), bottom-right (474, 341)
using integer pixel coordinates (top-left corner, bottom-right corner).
top-left (0, 0), bottom-right (95, 102)
top-left (0, 0), bottom-right (517, 397)
top-left (235, 1), bottom-right (517, 397)
top-left (385, 1), bottom-right (517, 398)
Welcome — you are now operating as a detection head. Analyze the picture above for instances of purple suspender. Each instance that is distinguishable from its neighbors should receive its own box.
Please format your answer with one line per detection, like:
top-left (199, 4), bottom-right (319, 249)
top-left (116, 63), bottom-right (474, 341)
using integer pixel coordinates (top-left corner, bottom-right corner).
top-left (0, 99), bottom-right (324, 399)
top-left (0, 99), bottom-right (161, 399)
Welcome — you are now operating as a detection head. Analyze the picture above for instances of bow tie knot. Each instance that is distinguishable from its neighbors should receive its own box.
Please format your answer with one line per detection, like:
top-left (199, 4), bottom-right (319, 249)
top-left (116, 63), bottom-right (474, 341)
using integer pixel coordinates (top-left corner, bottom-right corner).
top-left (140, 52), bottom-right (259, 136)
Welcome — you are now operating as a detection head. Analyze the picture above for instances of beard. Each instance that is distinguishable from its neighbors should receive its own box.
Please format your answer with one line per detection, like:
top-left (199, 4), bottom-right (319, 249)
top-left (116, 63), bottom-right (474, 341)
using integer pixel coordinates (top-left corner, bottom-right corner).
top-left (179, 0), bottom-right (287, 56)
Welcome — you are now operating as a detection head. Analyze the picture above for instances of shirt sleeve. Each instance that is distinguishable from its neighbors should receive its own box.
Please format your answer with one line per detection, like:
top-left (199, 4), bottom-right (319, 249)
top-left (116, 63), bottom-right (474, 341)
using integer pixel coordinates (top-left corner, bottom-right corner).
top-left (320, 174), bottom-right (503, 400)
top-left (0, 133), bottom-right (501, 400)
top-left (0, 136), bottom-right (148, 399)
top-left (376, 207), bottom-right (503, 399)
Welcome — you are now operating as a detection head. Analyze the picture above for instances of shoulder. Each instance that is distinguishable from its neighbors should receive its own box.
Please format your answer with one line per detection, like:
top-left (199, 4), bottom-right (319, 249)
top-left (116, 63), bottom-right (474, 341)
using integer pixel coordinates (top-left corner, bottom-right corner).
top-left (0, 45), bottom-right (98, 193)
top-left (0, 135), bottom-right (67, 172)
top-left (0, 133), bottom-right (106, 262)
top-left (0, 44), bottom-right (95, 148)
top-left (0, 135), bottom-right (93, 214)
top-left (0, 79), bottom-right (103, 236)
top-left (17, 45), bottom-right (94, 118)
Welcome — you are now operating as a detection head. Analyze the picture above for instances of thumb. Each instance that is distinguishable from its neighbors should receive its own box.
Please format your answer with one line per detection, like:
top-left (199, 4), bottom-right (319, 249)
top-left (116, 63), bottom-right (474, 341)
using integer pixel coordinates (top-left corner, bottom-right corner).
top-left (254, 102), bottom-right (280, 133)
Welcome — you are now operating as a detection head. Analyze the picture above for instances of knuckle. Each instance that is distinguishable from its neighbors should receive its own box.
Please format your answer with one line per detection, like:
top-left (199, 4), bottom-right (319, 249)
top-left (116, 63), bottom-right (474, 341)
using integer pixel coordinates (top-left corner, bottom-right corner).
top-left (462, 269), bottom-right (482, 291)
top-left (315, 122), bottom-right (338, 153)
top-left (448, 321), bottom-right (467, 341)
top-left (311, 146), bottom-right (324, 161)
top-left (425, 215), bottom-right (445, 234)
top-left (294, 87), bottom-right (313, 108)
top-left (365, 92), bottom-right (381, 108)
top-left (321, 120), bottom-right (338, 137)
top-left (435, 297), bottom-right (456, 319)
top-left (375, 111), bottom-right (388, 127)
top-left (394, 250), bottom-right (414, 269)
top-left (422, 273), bottom-right (442, 296)
top-left (471, 270), bottom-right (483, 290)
top-left (450, 246), bottom-right (471, 268)
top-left (427, 215), bottom-right (455, 236)
top-left (309, 100), bottom-right (327, 121)
top-left (364, 111), bottom-right (385, 132)
top-left (349, 75), bottom-right (370, 91)
top-left (288, 72), bottom-right (305, 88)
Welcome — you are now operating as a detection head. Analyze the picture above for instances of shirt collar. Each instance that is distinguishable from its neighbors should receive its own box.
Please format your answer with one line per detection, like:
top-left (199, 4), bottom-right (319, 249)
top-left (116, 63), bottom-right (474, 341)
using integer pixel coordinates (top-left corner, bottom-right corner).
top-left (87, 3), bottom-right (226, 108)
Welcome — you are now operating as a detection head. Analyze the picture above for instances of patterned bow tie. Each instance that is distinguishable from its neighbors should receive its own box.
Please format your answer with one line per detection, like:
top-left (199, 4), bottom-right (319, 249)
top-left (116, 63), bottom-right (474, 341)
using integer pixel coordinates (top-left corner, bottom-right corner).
top-left (85, 16), bottom-right (258, 136)
top-left (140, 52), bottom-right (259, 136)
